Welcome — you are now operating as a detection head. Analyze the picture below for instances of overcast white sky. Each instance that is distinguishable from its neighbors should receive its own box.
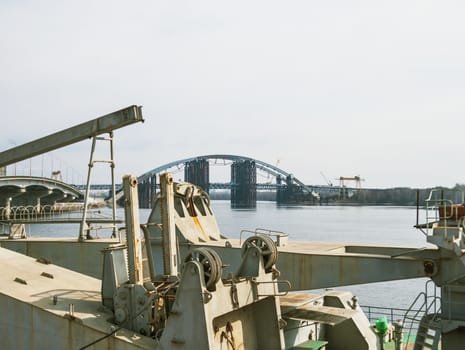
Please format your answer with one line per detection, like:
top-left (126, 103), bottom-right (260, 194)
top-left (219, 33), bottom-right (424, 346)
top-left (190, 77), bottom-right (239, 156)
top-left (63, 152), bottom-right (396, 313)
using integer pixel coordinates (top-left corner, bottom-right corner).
top-left (1, 1), bottom-right (464, 188)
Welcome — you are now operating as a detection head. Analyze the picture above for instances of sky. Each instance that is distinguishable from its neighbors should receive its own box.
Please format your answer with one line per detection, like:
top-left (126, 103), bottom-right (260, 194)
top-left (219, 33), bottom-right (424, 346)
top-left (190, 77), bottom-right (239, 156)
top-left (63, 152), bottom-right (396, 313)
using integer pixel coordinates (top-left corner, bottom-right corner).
top-left (1, 1), bottom-right (465, 188)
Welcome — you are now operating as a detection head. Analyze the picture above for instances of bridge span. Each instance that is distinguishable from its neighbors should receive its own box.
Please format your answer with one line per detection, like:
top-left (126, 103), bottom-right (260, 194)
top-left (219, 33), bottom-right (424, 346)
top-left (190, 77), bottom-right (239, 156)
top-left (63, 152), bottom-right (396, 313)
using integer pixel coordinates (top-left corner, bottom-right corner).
top-left (136, 154), bottom-right (340, 208)
top-left (0, 176), bottom-right (83, 207)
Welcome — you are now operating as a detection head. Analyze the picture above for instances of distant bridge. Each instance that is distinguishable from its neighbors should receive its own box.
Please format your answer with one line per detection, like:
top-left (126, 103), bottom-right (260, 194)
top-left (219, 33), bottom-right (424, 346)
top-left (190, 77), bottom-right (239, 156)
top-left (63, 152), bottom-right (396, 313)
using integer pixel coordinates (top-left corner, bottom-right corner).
top-left (136, 154), bottom-right (341, 208)
top-left (0, 176), bottom-right (83, 207)
top-left (15, 154), bottom-right (352, 209)
top-left (77, 182), bottom-right (337, 193)
top-left (73, 184), bottom-right (123, 191)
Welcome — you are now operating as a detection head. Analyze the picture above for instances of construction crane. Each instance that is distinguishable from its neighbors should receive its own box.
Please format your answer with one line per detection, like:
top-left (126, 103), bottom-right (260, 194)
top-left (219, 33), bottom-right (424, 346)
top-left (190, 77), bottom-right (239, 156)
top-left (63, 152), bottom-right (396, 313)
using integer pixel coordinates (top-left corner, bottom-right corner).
top-left (320, 171), bottom-right (333, 186)
top-left (337, 175), bottom-right (365, 190)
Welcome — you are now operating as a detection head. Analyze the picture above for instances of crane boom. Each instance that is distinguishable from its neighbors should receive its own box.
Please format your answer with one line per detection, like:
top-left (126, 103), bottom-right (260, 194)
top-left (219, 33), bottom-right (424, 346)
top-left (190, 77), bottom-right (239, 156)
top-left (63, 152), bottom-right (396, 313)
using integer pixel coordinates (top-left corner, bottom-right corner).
top-left (320, 171), bottom-right (333, 186)
top-left (0, 105), bottom-right (143, 168)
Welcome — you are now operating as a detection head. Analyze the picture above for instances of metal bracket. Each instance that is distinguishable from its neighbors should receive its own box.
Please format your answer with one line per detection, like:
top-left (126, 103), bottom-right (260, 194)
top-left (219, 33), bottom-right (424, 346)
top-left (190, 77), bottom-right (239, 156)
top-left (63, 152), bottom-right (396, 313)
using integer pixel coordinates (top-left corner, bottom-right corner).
top-left (253, 280), bottom-right (291, 297)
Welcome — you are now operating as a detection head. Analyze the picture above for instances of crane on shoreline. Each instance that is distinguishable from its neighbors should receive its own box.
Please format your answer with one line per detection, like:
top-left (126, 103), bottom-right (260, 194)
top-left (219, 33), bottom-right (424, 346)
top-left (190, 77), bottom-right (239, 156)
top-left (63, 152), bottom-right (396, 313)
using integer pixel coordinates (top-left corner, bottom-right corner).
top-left (337, 175), bottom-right (365, 190)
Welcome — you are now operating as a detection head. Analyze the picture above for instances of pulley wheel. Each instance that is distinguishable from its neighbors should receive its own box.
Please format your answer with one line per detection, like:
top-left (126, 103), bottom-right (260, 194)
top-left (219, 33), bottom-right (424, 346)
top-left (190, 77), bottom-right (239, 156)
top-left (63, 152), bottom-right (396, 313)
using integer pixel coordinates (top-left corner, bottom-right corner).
top-left (184, 247), bottom-right (222, 291)
top-left (241, 234), bottom-right (277, 271)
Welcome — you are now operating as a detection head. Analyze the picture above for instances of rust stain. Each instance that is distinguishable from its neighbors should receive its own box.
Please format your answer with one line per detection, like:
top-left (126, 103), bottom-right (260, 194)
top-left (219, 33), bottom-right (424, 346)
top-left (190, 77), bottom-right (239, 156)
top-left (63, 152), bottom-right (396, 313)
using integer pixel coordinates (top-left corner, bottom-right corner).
top-left (192, 216), bottom-right (209, 240)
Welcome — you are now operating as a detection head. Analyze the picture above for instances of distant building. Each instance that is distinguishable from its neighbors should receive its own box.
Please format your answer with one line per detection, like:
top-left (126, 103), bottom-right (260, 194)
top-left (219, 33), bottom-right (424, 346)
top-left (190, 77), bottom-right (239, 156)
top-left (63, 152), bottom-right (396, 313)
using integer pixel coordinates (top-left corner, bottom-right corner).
top-left (0, 167), bottom-right (5, 177)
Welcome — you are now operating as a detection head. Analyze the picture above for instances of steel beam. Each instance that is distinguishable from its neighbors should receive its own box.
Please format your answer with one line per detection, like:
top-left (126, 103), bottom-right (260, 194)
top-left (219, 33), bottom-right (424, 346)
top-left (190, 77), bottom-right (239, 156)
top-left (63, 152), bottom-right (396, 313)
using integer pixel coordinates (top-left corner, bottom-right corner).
top-left (275, 251), bottom-right (430, 290)
top-left (159, 173), bottom-right (178, 276)
top-left (0, 237), bottom-right (440, 289)
top-left (0, 105), bottom-right (143, 168)
top-left (123, 175), bottom-right (144, 284)
top-left (190, 243), bottom-right (440, 290)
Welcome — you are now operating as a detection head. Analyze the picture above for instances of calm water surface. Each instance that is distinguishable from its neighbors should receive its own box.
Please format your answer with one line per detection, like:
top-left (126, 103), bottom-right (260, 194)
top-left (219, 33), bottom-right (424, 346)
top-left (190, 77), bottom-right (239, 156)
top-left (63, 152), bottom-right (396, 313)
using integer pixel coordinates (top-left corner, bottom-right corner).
top-left (27, 201), bottom-right (434, 309)
top-left (209, 201), bottom-right (432, 309)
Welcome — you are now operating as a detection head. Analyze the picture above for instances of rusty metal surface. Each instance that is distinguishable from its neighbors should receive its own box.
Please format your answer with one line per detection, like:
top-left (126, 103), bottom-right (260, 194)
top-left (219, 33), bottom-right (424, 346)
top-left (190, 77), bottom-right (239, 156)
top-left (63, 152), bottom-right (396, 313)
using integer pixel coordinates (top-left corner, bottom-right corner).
top-left (283, 305), bottom-right (357, 326)
top-left (122, 175), bottom-right (143, 284)
top-left (159, 173), bottom-right (178, 275)
top-left (280, 292), bottom-right (322, 308)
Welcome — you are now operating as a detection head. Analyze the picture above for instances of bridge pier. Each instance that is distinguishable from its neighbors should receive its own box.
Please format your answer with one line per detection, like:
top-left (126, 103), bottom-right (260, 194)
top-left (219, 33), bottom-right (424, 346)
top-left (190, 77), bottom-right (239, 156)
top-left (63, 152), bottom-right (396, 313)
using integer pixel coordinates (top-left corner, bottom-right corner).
top-left (276, 174), bottom-right (285, 204)
top-left (184, 159), bottom-right (210, 193)
top-left (138, 174), bottom-right (157, 208)
top-left (136, 154), bottom-right (335, 207)
top-left (231, 160), bottom-right (256, 208)
top-left (276, 175), bottom-right (318, 205)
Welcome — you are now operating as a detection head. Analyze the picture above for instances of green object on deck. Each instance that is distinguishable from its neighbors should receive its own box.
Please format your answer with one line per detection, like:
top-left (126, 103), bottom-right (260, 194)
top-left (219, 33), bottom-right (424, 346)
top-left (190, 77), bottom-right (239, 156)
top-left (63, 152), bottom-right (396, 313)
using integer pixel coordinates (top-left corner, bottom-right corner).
top-left (376, 316), bottom-right (389, 336)
top-left (290, 340), bottom-right (328, 349)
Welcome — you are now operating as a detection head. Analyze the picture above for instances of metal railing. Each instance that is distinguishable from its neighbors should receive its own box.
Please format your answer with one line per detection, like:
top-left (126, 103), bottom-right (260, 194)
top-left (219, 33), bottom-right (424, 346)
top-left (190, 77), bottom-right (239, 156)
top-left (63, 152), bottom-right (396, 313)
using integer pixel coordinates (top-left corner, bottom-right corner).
top-left (402, 280), bottom-right (441, 350)
top-left (240, 228), bottom-right (289, 247)
top-left (0, 205), bottom-right (121, 224)
top-left (362, 305), bottom-right (417, 329)
top-left (0, 204), bottom-right (79, 222)
top-left (360, 280), bottom-right (443, 349)
top-left (421, 189), bottom-right (465, 236)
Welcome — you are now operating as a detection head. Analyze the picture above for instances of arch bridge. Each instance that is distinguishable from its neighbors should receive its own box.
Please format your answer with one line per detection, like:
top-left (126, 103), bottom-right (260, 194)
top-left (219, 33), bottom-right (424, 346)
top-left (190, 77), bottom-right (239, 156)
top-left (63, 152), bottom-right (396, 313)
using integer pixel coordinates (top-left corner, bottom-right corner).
top-left (0, 176), bottom-right (83, 208)
top-left (137, 154), bottom-right (323, 208)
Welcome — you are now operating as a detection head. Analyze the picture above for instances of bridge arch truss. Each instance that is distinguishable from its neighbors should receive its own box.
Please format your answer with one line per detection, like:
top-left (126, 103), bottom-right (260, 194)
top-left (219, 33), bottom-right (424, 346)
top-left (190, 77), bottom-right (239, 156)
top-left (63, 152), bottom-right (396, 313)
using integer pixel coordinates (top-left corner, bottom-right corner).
top-left (137, 154), bottom-right (319, 208)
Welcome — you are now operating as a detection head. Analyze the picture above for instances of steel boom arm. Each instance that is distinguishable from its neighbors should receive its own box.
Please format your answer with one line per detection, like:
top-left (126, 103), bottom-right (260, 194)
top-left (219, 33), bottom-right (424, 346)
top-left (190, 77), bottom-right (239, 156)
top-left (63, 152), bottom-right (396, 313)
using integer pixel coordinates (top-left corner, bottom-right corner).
top-left (203, 243), bottom-right (439, 290)
top-left (276, 247), bottom-right (437, 290)
top-left (0, 105), bottom-right (143, 168)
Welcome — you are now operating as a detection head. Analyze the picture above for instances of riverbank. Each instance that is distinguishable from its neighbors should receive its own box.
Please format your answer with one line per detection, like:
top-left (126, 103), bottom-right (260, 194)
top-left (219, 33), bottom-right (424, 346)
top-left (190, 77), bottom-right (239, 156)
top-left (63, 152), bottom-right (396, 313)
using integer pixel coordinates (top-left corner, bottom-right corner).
top-left (209, 184), bottom-right (465, 206)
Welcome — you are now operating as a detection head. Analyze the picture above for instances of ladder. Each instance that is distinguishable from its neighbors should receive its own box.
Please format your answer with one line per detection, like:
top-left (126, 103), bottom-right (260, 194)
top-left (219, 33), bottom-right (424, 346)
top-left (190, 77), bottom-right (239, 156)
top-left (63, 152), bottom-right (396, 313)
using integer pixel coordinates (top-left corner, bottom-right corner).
top-left (403, 280), bottom-right (441, 350)
top-left (413, 314), bottom-right (441, 350)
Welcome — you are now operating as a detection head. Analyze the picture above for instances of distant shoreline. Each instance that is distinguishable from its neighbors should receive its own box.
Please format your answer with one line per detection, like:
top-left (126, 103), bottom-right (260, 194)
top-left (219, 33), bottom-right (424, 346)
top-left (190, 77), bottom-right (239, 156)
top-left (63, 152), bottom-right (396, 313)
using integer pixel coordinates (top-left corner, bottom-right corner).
top-left (208, 184), bottom-right (465, 206)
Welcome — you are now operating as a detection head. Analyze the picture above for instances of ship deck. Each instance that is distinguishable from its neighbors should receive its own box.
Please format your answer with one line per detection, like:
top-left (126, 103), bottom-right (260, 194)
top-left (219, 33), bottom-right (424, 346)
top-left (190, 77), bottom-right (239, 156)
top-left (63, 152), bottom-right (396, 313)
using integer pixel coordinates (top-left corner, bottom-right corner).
top-left (0, 246), bottom-right (156, 349)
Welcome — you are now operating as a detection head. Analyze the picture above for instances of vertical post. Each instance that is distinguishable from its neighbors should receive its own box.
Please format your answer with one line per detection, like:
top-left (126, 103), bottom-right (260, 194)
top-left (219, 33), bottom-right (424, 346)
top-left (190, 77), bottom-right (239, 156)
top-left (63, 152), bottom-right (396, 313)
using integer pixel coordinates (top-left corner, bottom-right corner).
top-left (416, 189), bottom-right (420, 228)
top-left (35, 197), bottom-right (40, 214)
top-left (393, 320), bottom-right (403, 350)
top-left (5, 197), bottom-right (11, 220)
top-left (160, 173), bottom-right (178, 276)
top-left (151, 174), bottom-right (157, 208)
top-left (123, 174), bottom-right (143, 284)
top-left (109, 132), bottom-right (117, 238)
top-left (79, 136), bottom-right (97, 241)
top-left (378, 334), bottom-right (385, 350)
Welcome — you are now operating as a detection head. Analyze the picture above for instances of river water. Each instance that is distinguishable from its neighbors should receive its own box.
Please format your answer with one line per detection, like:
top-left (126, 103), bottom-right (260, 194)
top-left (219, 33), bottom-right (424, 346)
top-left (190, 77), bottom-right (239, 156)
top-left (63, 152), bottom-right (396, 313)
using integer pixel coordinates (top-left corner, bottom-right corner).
top-left (26, 201), bottom-right (434, 311)
top-left (208, 201), bottom-right (433, 311)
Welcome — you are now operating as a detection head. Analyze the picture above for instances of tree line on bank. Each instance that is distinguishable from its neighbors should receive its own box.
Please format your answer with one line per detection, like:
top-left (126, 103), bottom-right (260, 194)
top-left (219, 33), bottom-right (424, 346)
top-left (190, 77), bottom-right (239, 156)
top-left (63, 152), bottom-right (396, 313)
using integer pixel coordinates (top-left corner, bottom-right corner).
top-left (209, 184), bottom-right (465, 205)
top-left (342, 184), bottom-right (465, 205)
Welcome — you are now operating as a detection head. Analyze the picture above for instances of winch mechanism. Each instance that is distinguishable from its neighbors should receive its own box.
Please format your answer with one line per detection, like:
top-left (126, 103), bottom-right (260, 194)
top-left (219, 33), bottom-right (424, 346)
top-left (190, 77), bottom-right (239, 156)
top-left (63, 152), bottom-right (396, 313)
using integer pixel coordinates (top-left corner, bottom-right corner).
top-left (101, 173), bottom-right (288, 349)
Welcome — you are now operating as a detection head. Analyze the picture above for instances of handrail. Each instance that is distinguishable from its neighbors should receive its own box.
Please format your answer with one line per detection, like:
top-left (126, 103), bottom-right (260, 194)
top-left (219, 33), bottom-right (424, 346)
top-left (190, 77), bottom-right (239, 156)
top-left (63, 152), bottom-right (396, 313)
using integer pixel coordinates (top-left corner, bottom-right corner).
top-left (361, 304), bottom-right (420, 326)
top-left (240, 228), bottom-right (289, 246)
top-left (239, 229), bottom-right (256, 245)
top-left (402, 280), bottom-right (441, 350)
top-left (421, 189), bottom-right (465, 237)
